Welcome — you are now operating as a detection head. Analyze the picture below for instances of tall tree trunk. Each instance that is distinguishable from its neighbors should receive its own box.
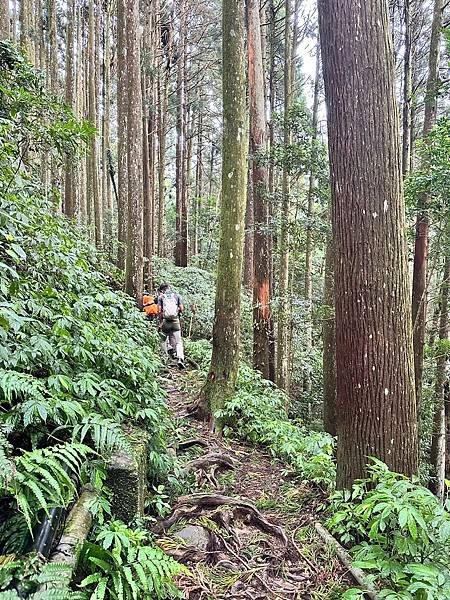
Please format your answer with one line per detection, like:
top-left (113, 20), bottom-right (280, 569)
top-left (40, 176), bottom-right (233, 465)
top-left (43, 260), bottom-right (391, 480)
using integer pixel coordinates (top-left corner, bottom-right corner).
top-left (322, 220), bottom-right (336, 436)
top-left (276, 0), bottom-right (292, 393)
top-left (35, 0), bottom-right (45, 70)
top-left (19, 0), bottom-right (34, 61)
top-left (175, 0), bottom-right (188, 267)
top-left (402, 0), bottom-right (412, 177)
top-left (0, 0), bottom-right (9, 40)
top-left (267, 0), bottom-right (277, 382)
top-left (64, 0), bottom-right (76, 219)
top-left (124, 0), bottom-right (144, 301)
top-left (157, 68), bottom-right (168, 257)
top-left (48, 0), bottom-right (58, 92)
top-left (200, 0), bottom-right (248, 428)
top-left (411, 0), bottom-right (443, 409)
top-left (142, 0), bottom-right (155, 288)
top-left (76, 3), bottom-right (86, 221)
top-left (243, 161), bottom-right (254, 289)
top-left (102, 1), bottom-right (112, 242)
top-left (304, 42), bottom-right (320, 390)
top-left (193, 107), bottom-right (203, 256)
top-left (318, 0), bottom-right (418, 488)
top-left (117, 0), bottom-right (128, 269)
top-left (249, 0), bottom-right (271, 380)
top-left (429, 257), bottom-right (450, 502)
top-left (88, 0), bottom-right (102, 246)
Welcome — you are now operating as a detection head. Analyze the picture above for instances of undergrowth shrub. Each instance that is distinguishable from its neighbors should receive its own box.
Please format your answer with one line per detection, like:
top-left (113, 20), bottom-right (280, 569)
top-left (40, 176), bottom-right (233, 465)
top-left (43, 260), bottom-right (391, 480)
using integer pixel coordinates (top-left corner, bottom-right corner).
top-left (79, 520), bottom-right (186, 600)
top-left (0, 42), bottom-right (181, 600)
top-left (185, 340), bottom-right (335, 486)
top-left (329, 459), bottom-right (450, 599)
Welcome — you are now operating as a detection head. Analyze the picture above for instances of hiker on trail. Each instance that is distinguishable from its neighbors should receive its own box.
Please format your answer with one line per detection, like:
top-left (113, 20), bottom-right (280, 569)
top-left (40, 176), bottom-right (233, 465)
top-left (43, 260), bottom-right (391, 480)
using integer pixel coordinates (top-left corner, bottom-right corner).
top-left (158, 283), bottom-right (185, 370)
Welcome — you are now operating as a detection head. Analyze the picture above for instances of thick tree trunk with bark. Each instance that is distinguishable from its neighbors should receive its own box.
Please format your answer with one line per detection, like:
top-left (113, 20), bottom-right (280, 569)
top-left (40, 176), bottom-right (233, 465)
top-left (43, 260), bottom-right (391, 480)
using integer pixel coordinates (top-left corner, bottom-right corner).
top-left (276, 0), bottom-right (292, 394)
top-left (318, 0), bottom-right (418, 488)
top-left (429, 257), bottom-right (450, 502)
top-left (322, 227), bottom-right (336, 436)
top-left (200, 0), bottom-right (248, 428)
top-left (248, 0), bottom-right (271, 380)
top-left (411, 0), bottom-right (444, 409)
top-left (124, 0), bottom-right (144, 301)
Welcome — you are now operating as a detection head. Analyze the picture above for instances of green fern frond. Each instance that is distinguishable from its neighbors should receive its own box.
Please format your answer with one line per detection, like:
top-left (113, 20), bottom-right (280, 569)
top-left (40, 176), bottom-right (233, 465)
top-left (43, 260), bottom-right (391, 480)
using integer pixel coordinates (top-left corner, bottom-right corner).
top-left (0, 515), bottom-right (30, 554)
top-left (9, 443), bottom-right (92, 530)
top-left (73, 415), bottom-right (133, 456)
top-left (0, 427), bottom-right (14, 488)
top-left (0, 370), bottom-right (47, 405)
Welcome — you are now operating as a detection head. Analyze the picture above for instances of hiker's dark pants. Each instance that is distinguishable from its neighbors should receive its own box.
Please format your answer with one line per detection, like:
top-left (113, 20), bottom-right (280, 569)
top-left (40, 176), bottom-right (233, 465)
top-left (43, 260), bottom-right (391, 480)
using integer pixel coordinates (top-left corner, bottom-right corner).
top-left (160, 319), bottom-right (184, 360)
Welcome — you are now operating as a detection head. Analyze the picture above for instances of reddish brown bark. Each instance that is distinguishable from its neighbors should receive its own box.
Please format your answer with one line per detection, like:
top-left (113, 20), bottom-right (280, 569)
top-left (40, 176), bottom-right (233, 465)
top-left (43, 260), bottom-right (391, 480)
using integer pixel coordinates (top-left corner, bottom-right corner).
top-left (318, 0), bottom-right (418, 488)
top-left (248, 0), bottom-right (271, 379)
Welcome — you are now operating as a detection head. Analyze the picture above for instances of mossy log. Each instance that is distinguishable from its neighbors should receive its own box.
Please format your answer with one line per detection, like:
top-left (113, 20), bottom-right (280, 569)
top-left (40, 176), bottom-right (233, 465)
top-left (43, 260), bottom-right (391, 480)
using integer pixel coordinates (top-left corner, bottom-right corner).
top-left (39, 487), bottom-right (97, 590)
top-left (106, 429), bottom-right (149, 522)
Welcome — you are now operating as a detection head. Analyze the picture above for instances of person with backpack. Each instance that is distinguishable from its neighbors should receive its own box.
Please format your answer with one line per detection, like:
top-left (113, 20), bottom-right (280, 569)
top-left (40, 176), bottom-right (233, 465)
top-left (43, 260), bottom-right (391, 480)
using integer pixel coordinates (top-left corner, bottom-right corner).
top-left (157, 283), bottom-right (185, 369)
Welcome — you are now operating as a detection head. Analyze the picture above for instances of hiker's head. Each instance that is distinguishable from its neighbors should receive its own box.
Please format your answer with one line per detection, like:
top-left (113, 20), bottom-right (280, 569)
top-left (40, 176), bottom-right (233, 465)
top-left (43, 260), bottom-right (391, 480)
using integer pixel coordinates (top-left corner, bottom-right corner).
top-left (159, 283), bottom-right (170, 294)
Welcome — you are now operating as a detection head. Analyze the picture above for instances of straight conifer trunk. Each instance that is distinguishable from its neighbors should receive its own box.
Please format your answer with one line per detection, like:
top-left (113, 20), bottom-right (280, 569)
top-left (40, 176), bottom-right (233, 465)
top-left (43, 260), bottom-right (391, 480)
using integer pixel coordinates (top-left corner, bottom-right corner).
top-left (88, 0), bottom-right (102, 246)
top-left (248, 0), bottom-right (271, 379)
top-left (175, 0), bottom-right (188, 267)
top-left (124, 0), bottom-right (144, 301)
top-left (411, 0), bottom-right (444, 408)
top-left (201, 0), bottom-right (248, 427)
top-left (276, 0), bottom-right (292, 394)
top-left (64, 0), bottom-right (75, 219)
top-left (429, 257), bottom-right (450, 501)
top-left (117, 0), bottom-right (128, 269)
top-left (0, 0), bottom-right (9, 40)
top-left (401, 0), bottom-right (412, 177)
top-left (318, 0), bottom-right (418, 488)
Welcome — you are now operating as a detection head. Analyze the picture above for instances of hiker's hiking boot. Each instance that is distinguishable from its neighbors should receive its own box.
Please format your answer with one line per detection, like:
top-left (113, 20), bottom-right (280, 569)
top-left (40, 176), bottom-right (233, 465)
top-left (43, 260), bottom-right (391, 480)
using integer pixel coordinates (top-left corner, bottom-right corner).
top-left (177, 359), bottom-right (185, 370)
top-left (168, 348), bottom-right (176, 359)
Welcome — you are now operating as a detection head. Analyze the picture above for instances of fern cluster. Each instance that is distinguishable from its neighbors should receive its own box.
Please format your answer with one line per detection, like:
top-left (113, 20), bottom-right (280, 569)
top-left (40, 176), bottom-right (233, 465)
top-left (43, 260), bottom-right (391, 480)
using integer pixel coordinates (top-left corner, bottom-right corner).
top-left (0, 42), bottom-right (180, 599)
top-left (79, 521), bottom-right (186, 600)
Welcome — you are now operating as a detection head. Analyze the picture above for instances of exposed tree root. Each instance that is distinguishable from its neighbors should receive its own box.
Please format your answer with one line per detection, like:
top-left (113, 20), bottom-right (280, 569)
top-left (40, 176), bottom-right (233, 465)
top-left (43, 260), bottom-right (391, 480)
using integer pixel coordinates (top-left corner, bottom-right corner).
top-left (155, 493), bottom-right (288, 545)
top-left (185, 452), bottom-right (237, 472)
top-left (177, 438), bottom-right (209, 452)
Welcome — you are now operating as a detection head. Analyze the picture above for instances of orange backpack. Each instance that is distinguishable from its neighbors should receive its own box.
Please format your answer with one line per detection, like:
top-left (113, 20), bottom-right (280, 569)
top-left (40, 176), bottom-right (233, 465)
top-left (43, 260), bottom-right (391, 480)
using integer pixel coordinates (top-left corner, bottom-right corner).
top-left (143, 294), bottom-right (159, 317)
